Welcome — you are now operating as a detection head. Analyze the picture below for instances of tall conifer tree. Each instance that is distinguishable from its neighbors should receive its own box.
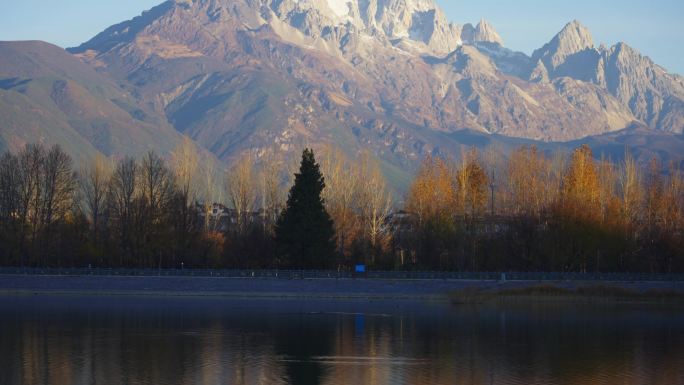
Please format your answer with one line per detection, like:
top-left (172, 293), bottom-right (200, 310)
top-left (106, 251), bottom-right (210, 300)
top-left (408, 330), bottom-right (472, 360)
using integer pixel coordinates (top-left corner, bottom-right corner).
top-left (275, 149), bottom-right (336, 269)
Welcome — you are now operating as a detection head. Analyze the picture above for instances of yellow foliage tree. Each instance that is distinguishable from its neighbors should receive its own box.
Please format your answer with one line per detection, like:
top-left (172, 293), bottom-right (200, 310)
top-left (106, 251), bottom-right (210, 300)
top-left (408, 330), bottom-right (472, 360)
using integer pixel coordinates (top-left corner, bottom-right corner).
top-left (406, 155), bottom-right (456, 224)
top-left (562, 145), bottom-right (601, 219)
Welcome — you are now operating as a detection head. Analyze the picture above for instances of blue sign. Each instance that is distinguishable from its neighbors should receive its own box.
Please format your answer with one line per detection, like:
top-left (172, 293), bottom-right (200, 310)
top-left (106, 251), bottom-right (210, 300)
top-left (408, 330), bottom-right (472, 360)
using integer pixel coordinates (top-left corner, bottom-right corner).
top-left (355, 265), bottom-right (366, 273)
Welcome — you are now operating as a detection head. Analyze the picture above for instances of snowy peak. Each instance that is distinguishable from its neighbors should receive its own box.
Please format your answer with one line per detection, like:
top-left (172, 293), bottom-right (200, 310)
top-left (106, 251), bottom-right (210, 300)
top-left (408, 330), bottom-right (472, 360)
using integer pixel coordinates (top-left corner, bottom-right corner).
top-left (72, 0), bottom-right (486, 57)
top-left (373, 0), bottom-right (461, 53)
top-left (324, 0), bottom-right (352, 17)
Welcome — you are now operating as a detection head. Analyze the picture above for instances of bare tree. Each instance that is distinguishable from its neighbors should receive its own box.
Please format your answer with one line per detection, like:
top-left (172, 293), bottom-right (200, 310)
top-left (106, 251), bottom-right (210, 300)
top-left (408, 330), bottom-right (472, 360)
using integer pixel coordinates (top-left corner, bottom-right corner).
top-left (170, 137), bottom-right (201, 260)
top-left (139, 151), bottom-right (176, 265)
top-left (171, 136), bottom-right (199, 204)
top-left (17, 144), bottom-right (46, 250)
top-left (260, 150), bottom-right (285, 235)
top-left (140, 151), bottom-right (175, 217)
top-left (39, 145), bottom-right (77, 263)
top-left (108, 157), bottom-right (138, 264)
top-left (597, 156), bottom-right (619, 223)
top-left (482, 145), bottom-right (504, 216)
top-left (619, 149), bottom-right (642, 225)
top-left (663, 162), bottom-right (683, 233)
top-left (0, 153), bottom-right (19, 227)
top-left (357, 153), bottom-right (393, 262)
top-left (80, 154), bottom-right (111, 244)
top-left (0, 152), bottom-right (20, 263)
top-left (226, 154), bottom-right (257, 235)
top-left (200, 161), bottom-right (224, 233)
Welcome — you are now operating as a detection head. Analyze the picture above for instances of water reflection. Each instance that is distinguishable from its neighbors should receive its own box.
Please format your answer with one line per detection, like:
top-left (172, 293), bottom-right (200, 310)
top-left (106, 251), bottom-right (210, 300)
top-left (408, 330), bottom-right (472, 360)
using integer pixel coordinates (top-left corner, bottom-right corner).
top-left (0, 296), bottom-right (683, 385)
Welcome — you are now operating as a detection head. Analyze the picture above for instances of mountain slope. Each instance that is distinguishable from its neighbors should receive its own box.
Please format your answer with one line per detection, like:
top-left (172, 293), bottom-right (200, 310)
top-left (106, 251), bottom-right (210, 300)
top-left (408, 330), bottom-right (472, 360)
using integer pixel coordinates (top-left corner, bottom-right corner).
top-left (0, 40), bottom-right (194, 160)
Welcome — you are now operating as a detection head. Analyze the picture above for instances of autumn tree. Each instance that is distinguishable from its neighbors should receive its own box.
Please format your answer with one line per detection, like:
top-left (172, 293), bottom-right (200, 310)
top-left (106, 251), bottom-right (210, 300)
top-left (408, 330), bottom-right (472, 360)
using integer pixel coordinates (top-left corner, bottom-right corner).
top-left (320, 145), bottom-right (360, 259)
top-left (456, 148), bottom-right (489, 218)
top-left (1, 140), bottom-right (683, 273)
top-left (406, 155), bottom-right (456, 225)
top-left (551, 145), bottom-right (604, 272)
top-left (644, 159), bottom-right (666, 239)
top-left (499, 146), bottom-right (543, 269)
top-left (563, 145), bottom-right (600, 213)
top-left (505, 146), bottom-right (554, 217)
top-left (404, 155), bottom-right (459, 269)
top-left (659, 163), bottom-right (683, 272)
top-left (482, 146), bottom-right (505, 216)
top-left (619, 150), bottom-right (642, 228)
top-left (641, 159), bottom-right (684, 272)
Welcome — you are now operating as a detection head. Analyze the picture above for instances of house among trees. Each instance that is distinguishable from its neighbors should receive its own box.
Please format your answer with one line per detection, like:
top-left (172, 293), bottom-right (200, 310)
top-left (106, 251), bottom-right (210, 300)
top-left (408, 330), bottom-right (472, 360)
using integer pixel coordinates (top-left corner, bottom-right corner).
top-left (198, 202), bottom-right (263, 233)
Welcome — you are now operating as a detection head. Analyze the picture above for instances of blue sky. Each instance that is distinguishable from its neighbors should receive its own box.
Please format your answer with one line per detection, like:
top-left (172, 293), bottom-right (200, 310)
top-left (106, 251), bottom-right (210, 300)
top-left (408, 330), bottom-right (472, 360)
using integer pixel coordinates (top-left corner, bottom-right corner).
top-left (0, 0), bottom-right (682, 74)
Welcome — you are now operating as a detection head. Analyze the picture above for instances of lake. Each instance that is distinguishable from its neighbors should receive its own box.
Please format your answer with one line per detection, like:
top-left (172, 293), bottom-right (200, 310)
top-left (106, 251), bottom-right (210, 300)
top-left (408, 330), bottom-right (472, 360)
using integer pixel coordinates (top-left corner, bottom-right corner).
top-left (1, 295), bottom-right (683, 385)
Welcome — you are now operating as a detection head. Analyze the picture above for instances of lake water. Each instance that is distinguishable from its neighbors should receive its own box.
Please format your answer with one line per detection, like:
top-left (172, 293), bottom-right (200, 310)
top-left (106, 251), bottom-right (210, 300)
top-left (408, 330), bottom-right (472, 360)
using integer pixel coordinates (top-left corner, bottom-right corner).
top-left (1, 295), bottom-right (683, 385)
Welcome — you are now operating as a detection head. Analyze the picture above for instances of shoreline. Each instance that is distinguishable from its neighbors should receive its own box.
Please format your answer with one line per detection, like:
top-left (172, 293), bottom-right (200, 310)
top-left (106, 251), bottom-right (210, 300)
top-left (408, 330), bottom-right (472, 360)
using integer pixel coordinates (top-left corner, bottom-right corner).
top-left (0, 290), bottom-right (445, 301)
top-left (2, 274), bottom-right (684, 302)
top-left (450, 284), bottom-right (684, 305)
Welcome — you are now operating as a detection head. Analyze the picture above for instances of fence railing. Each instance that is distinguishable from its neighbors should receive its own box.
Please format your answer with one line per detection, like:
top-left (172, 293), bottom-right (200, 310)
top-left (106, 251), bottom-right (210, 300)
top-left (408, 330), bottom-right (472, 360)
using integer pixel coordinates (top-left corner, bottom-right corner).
top-left (0, 267), bottom-right (683, 282)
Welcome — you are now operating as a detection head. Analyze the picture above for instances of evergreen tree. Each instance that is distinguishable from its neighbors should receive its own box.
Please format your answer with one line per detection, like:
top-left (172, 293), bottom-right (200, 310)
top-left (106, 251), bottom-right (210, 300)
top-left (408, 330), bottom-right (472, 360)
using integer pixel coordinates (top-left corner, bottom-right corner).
top-left (275, 149), bottom-right (336, 269)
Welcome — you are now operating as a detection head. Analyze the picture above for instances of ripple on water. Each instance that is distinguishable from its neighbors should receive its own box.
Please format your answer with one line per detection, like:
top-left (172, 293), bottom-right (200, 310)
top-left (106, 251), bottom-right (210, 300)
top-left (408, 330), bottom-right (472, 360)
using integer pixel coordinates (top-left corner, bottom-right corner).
top-left (1, 297), bottom-right (683, 385)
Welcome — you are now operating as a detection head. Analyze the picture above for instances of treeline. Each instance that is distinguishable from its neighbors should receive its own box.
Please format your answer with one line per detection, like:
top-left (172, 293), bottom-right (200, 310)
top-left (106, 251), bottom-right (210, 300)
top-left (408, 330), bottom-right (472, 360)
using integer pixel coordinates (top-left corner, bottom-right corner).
top-left (0, 140), bottom-right (390, 269)
top-left (0, 141), bottom-right (682, 273)
top-left (0, 141), bottom-right (209, 268)
top-left (403, 146), bottom-right (684, 273)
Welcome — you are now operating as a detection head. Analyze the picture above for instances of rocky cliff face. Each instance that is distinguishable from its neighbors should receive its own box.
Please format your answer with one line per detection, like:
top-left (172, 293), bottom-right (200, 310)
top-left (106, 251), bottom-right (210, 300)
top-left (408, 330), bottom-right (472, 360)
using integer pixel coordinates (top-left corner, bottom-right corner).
top-left (1, 0), bottom-right (677, 175)
top-left (532, 20), bottom-right (595, 76)
top-left (601, 43), bottom-right (684, 131)
top-left (529, 21), bottom-right (684, 133)
top-left (461, 19), bottom-right (504, 46)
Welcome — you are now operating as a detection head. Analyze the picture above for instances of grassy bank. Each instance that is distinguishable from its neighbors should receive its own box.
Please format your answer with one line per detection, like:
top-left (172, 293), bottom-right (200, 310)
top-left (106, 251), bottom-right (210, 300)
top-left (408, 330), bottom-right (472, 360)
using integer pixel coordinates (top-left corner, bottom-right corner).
top-left (450, 284), bottom-right (684, 305)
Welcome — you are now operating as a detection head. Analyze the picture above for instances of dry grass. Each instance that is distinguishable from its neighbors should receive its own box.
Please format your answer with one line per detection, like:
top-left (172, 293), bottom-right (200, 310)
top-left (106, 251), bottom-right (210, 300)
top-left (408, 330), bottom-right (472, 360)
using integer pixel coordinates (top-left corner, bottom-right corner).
top-left (449, 284), bottom-right (684, 305)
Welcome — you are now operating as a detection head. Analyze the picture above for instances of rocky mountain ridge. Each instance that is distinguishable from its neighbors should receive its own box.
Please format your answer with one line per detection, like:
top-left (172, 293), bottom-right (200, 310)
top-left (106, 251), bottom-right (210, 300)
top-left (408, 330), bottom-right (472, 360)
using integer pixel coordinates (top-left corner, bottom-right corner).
top-left (529, 21), bottom-right (684, 132)
top-left (1, 0), bottom-right (682, 188)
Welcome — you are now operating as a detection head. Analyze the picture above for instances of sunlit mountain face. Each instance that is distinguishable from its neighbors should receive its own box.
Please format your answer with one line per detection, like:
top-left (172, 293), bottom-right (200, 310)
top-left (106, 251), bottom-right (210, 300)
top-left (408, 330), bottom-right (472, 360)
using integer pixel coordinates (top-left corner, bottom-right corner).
top-left (1, 0), bottom-right (683, 189)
